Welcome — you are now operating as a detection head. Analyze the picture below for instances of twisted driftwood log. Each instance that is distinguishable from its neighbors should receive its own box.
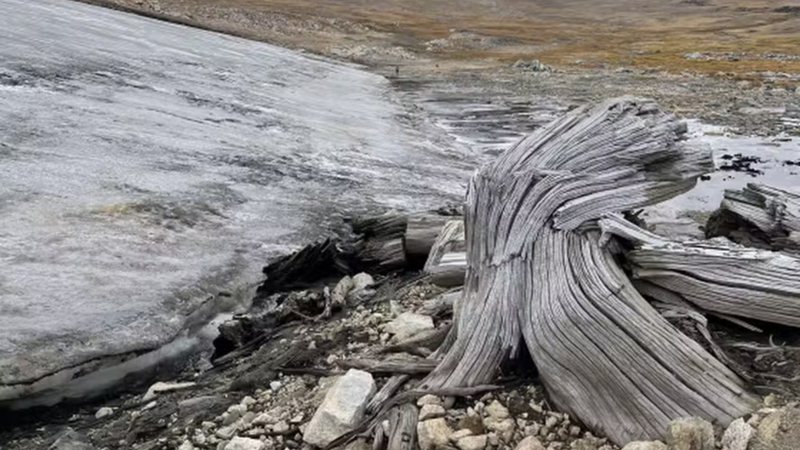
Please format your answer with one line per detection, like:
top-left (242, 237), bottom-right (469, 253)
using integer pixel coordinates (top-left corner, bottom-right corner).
top-left (420, 97), bottom-right (758, 444)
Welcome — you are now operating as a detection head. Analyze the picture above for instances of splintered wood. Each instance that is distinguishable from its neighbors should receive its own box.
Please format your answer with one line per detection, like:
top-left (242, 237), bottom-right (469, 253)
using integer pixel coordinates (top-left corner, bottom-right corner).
top-left (420, 97), bottom-right (758, 444)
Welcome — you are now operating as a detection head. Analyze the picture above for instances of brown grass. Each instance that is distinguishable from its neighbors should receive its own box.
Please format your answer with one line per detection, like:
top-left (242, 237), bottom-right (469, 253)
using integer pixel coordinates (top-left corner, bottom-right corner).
top-left (98, 0), bottom-right (800, 76)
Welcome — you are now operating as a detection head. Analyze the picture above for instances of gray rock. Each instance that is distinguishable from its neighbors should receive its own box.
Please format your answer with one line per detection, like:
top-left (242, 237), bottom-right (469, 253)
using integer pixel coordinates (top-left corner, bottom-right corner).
top-left (456, 434), bottom-right (487, 450)
top-left (749, 405), bottom-right (800, 450)
top-left (142, 381), bottom-right (196, 402)
top-left (303, 369), bottom-right (376, 447)
top-left (666, 417), bottom-right (715, 450)
top-left (721, 418), bottom-right (754, 450)
top-left (224, 437), bottom-right (265, 450)
top-left (485, 400), bottom-right (509, 419)
top-left (331, 276), bottom-right (354, 306)
top-left (384, 312), bottom-right (434, 340)
top-left (515, 436), bottom-right (546, 450)
top-left (620, 442), bottom-right (667, 450)
top-left (94, 407), bottom-right (114, 419)
top-left (419, 404), bottom-right (447, 421)
top-left (570, 438), bottom-right (598, 450)
top-left (49, 427), bottom-right (95, 450)
top-left (417, 418), bottom-right (453, 450)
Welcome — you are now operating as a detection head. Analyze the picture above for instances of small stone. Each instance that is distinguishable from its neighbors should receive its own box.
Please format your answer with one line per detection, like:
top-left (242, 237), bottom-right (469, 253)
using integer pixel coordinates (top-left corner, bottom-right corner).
top-left (515, 436), bottom-right (546, 450)
top-left (569, 426), bottom-right (581, 437)
top-left (485, 400), bottom-right (510, 420)
top-left (225, 436), bottom-right (265, 450)
top-left (269, 381), bottom-right (282, 392)
top-left (457, 434), bottom-right (488, 450)
top-left (485, 417), bottom-right (514, 442)
top-left (178, 440), bottom-right (195, 450)
top-left (451, 429), bottom-right (474, 441)
top-left (417, 418), bottom-right (453, 450)
top-left (142, 381), bottom-right (196, 402)
top-left (303, 369), bottom-right (376, 447)
top-left (95, 407), bottom-right (114, 419)
top-left (419, 404), bottom-right (447, 421)
top-left (417, 394), bottom-right (443, 407)
top-left (216, 425), bottom-right (237, 440)
top-left (241, 396), bottom-right (257, 408)
top-left (272, 421), bottom-right (290, 434)
top-left (721, 418), bottom-right (754, 450)
top-left (384, 312), bottom-right (434, 340)
top-left (331, 276), bottom-right (354, 306)
top-left (289, 413), bottom-right (304, 424)
top-left (544, 416), bottom-right (559, 429)
top-left (570, 438), bottom-right (597, 450)
top-left (620, 442), bottom-right (668, 450)
top-left (666, 417), bottom-right (715, 450)
top-left (458, 414), bottom-right (485, 435)
top-left (350, 273), bottom-right (374, 294)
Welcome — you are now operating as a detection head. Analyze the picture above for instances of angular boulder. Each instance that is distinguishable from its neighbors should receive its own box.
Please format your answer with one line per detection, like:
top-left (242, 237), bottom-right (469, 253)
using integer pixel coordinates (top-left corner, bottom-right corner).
top-left (303, 369), bottom-right (376, 447)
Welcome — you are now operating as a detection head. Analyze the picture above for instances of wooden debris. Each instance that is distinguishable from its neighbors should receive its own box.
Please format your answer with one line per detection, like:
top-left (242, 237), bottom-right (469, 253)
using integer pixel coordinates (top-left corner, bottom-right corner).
top-left (423, 220), bottom-right (466, 287)
top-left (419, 97), bottom-right (756, 445)
top-left (367, 375), bottom-right (411, 415)
top-left (386, 404), bottom-right (418, 450)
top-left (338, 358), bottom-right (438, 375)
top-left (711, 183), bottom-right (800, 252)
top-left (405, 214), bottom-right (455, 262)
top-left (601, 213), bottom-right (800, 328)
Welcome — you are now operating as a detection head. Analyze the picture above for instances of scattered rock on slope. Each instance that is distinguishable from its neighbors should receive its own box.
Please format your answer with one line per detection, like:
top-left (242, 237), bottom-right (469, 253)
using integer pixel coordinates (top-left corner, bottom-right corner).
top-left (303, 369), bottom-right (376, 447)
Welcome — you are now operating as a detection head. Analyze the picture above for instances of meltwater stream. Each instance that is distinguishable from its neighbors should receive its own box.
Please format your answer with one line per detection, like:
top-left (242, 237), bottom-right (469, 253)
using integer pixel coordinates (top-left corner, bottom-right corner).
top-left (0, 0), bottom-right (473, 405)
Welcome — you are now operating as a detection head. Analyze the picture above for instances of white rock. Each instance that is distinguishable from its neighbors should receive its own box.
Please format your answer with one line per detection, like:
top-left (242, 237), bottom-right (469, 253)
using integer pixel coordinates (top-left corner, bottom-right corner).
top-left (417, 418), bottom-right (453, 450)
top-left (142, 381), bottom-right (196, 402)
top-left (516, 436), bottom-right (546, 450)
top-left (95, 407), bottom-right (114, 419)
top-left (419, 404), bottom-right (447, 421)
top-left (417, 394), bottom-right (443, 406)
top-left (485, 400), bottom-right (509, 419)
top-left (216, 425), bottom-right (237, 440)
top-left (620, 442), bottom-right (667, 450)
top-left (224, 436), bottom-right (265, 450)
top-left (457, 434), bottom-right (487, 450)
top-left (269, 381), bottom-right (282, 392)
top-left (331, 276), bottom-right (354, 306)
top-left (351, 273), bottom-right (374, 293)
top-left (451, 429), bottom-right (474, 441)
top-left (178, 440), bottom-right (195, 450)
top-left (303, 369), bottom-right (376, 447)
top-left (721, 418), bottom-right (754, 450)
top-left (271, 420), bottom-right (290, 434)
top-left (384, 312), bottom-right (434, 340)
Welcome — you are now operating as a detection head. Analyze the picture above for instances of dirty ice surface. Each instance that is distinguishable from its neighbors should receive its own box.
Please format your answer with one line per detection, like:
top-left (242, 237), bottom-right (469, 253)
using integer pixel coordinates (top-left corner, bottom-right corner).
top-left (0, 0), bottom-right (472, 400)
top-left (643, 121), bottom-right (800, 238)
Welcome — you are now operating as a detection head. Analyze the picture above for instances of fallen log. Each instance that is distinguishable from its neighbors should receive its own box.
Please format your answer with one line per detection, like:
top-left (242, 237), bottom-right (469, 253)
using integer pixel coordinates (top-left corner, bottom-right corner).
top-left (419, 97), bottom-right (757, 445)
top-left (709, 183), bottom-right (800, 252)
top-left (601, 214), bottom-right (800, 328)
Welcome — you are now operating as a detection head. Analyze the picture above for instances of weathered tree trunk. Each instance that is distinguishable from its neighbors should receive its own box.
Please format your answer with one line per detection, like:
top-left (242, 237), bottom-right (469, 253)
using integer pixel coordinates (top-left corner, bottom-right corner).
top-left (421, 98), bottom-right (758, 445)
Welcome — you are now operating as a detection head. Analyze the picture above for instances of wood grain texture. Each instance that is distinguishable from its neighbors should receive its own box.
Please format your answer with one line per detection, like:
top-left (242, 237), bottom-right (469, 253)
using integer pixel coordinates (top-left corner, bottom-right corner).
top-left (420, 97), bottom-right (756, 445)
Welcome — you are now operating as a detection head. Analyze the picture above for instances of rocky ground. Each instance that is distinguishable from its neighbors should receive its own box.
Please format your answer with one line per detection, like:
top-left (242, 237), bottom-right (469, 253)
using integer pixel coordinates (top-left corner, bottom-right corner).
top-left (2, 260), bottom-right (799, 450)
